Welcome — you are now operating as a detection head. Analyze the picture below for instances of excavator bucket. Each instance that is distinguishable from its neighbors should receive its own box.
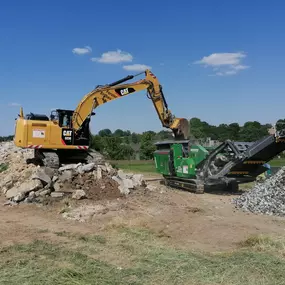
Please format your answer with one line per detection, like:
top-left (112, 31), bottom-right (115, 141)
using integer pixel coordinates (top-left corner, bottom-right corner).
top-left (173, 118), bottom-right (190, 139)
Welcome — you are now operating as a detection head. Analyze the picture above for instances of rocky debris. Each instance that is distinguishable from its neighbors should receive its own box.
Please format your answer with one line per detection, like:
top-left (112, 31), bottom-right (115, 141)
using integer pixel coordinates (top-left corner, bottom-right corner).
top-left (233, 167), bottom-right (285, 217)
top-left (6, 179), bottom-right (43, 200)
top-left (78, 163), bottom-right (95, 174)
top-left (38, 189), bottom-right (51, 197)
top-left (59, 170), bottom-right (73, 182)
top-left (72, 189), bottom-right (87, 200)
top-left (146, 184), bottom-right (157, 191)
top-left (31, 167), bottom-right (54, 185)
top-left (58, 164), bottom-right (81, 172)
top-left (13, 192), bottom-right (26, 202)
top-left (51, 192), bottom-right (64, 198)
top-left (0, 141), bottom-right (149, 204)
top-left (112, 172), bottom-right (145, 195)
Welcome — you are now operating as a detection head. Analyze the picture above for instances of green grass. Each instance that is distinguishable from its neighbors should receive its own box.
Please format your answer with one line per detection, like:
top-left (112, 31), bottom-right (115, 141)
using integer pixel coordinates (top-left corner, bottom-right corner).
top-left (270, 158), bottom-right (285, 167)
top-left (0, 163), bottom-right (8, 173)
top-left (110, 160), bottom-right (157, 173)
top-left (1, 228), bottom-right (285, 285)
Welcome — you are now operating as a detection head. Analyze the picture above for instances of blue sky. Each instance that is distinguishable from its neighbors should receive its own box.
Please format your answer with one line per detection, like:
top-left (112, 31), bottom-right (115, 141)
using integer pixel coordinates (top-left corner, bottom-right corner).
top-left (1, 0), bottom-right (285, 135)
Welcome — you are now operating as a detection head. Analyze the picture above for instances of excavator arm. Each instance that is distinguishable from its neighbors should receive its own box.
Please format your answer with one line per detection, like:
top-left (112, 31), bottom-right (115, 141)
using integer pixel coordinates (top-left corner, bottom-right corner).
top-left (72, 70), bottom-right (189, 139)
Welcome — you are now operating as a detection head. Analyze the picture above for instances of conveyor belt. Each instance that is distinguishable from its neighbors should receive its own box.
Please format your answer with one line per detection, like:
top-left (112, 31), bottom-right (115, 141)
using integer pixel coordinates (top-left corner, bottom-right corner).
top-left (200, 130), bottom-right (285, 185)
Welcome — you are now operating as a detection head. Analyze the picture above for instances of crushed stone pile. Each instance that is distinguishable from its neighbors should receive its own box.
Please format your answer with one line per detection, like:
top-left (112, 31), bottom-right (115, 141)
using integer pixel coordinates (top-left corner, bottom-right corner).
top-left (233, 167), bottom-right (285, 216)
top-left (0, 141), bottom-right (148, 205)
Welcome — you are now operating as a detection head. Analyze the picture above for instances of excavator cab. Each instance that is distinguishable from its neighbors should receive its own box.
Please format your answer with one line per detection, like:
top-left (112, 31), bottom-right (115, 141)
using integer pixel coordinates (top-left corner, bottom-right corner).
top-left (50, 109), bottom-right (73, 128)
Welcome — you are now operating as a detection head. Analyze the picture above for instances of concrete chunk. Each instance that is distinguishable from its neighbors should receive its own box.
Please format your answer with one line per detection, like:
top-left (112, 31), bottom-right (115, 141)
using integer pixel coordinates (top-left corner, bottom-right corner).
top-left (53, 181), bottom-right (62, 192)
top-left (6, 179), bottom-right (43, 199)
top-left (13, 192), bottom-right (26, 202)
top-left (112, 176), bottom-right (122, 185)
top-left (31, 167), bottom-right (54, 185)
top-left (82, 163), bottom-right (95, 172)
top-left (38, 189), bottom-right (51, 197)
top-left (58, 163), bottom-right (81, 172)
top-left (51, 192), bottom-right (64, 198)
top-left (118, 185), bottom-right (130, 195)
top-left (72, 189), bottom-right (87, 200)
top-left (132, 174), bottom-right (144, 187)
top-left (97, 167), bottom-right (102, 180)
top-left (59, 170), bottom-right (73, 182)
top-left (123, 178), bottom-right (134, 189)
top-left (117, 170), bottom-right (127, 180)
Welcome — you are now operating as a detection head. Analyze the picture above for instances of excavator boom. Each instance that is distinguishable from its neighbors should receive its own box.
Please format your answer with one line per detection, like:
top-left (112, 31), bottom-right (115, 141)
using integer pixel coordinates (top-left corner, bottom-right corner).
top-left (72, 70), bottom-right (189, 139)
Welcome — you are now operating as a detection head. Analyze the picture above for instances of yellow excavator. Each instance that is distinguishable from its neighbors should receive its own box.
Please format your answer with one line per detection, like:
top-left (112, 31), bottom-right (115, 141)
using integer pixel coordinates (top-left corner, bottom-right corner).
top-left (14, 69), bottom-right (189, 168)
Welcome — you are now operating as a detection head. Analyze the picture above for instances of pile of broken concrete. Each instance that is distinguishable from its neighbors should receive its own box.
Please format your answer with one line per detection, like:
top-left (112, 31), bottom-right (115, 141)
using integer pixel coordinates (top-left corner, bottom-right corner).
top-left (0, 141), bottom-right (147, 204)
top-left (233, 167), bottom-right (285, 216)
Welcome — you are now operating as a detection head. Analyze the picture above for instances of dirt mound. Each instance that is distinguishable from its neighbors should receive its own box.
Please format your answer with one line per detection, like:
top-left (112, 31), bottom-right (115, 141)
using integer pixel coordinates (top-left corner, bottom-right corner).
top-left (63, 171), bottom-right (123, 201)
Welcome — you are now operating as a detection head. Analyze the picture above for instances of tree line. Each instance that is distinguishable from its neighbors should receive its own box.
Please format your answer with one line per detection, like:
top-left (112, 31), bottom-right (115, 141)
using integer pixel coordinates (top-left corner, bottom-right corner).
top-left (91, 118), bottom-right (285, 160)
top-left (90, 129), bottom-right (172, 160)
top-left (0, 136), bottom-right (13, 142)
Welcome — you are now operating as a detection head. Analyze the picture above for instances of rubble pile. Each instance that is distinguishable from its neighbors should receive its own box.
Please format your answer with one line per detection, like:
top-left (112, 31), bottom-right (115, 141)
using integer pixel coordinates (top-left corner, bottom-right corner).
top-left (0, 141), bottom-right (146, 204)
top-left (233, 167), bottom-right (285, 216)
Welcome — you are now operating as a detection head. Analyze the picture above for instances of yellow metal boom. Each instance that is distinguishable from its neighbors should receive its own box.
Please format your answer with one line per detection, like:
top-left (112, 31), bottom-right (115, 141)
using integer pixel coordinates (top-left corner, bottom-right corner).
top-left (72, 69), bottom-right (189, 139)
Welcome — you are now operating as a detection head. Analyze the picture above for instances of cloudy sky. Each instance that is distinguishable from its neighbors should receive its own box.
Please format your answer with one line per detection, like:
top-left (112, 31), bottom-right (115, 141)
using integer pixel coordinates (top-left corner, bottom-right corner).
top-left (1, 0), bottom-right (285, 135)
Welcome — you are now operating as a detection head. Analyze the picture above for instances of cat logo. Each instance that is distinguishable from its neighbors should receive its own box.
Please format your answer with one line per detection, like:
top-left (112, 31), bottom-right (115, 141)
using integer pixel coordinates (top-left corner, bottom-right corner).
top-left (63, 130), bottom-right (72, 136)
top-left (120, 88), bottom-right (129, 96)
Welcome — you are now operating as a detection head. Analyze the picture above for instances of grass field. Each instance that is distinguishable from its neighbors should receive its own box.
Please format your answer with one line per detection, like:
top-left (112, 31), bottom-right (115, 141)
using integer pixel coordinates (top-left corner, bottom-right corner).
top-left (110, 160), bottom-right (157, 173)
top-left (110, 158), bottom-right (285, 173)
top-left (270, 158), bottom-right (285, 167)
top-left (1, 227), bottom-right (285, 285)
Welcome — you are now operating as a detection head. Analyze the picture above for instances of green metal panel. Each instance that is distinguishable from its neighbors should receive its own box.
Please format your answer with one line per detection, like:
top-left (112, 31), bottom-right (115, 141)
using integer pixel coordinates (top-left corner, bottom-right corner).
top-left (171, 144), bottom-right (196, 178)
top-left (190, 145), bottom-right (209, 165)
top-left (153, 141), bottom-right (209, 178)
top-left (154, 150), bottom-right (170, 175)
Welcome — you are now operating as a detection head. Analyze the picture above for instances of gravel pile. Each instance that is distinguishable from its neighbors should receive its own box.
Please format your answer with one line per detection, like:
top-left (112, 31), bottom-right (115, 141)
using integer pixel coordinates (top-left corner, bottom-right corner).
top-left (233, 167), bottom-right (285, 216)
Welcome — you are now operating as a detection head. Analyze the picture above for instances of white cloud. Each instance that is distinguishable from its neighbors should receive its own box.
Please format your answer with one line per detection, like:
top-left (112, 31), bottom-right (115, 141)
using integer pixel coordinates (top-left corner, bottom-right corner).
top-left (123, 64), bottom-right (152, 72)
top-left (72, 46), bottom-right (92, 55)
top-left (194, 52), bottom-right (249, 76)
top-left (195, 52), bottom-right (246, 66)
top-left (215, 70), bottom-right (237, 76)
top-left (8, 102), bottom-right (21, 107)
top-left (91, 49), bottom-right (133, 64)
top-left (232, 64), bottom-right (249, 70)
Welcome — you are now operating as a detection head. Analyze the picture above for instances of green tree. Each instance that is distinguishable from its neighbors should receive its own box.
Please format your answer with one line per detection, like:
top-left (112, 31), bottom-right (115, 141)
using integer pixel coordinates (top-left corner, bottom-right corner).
top-left (131, 132), bottom-right (140, 144)
top-left (0, 135), bottom-right (13, 142)
top-left (123, 130), bottom-right (131, 137)
top-left (103, 137), bottom-right (134, 160)
top-left (189, 118), bottom-right (206, 139)
top-left (216, 124), bottom-right (230, 141)
top-left (139, 131), bottom-right (156, 160)
top-left (239, 121), bottom-right (269, 141)
top-left (228, 123), bottom-right (240, 140)
top-left (155, 130), bottom-right (173, 140)
top-left (98, 129), bottom-right (112, 137)
top-left (90, 135), bottom-right (103, 151)
top-left (113, 129), bottom-right (124, 137)
top-left (276, 119), bottom-right (285, 132)
top-left (124, 136), bottom-right (130, 144)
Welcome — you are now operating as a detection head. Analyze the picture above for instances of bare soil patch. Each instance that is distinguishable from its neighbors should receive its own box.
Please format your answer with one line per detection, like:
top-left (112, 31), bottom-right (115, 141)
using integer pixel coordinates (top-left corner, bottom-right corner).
top-left (1, 179), bottom-right (285, 252)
